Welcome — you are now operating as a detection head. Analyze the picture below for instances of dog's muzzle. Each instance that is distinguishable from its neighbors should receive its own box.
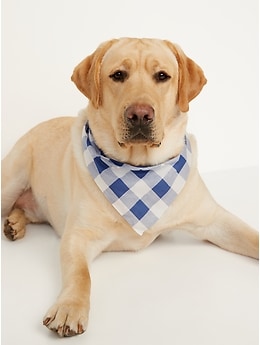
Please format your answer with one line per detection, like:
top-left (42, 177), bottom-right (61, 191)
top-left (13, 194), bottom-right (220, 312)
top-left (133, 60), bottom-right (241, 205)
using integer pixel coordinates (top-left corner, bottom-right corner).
top-left (121, 104), bottom-right (158, 144)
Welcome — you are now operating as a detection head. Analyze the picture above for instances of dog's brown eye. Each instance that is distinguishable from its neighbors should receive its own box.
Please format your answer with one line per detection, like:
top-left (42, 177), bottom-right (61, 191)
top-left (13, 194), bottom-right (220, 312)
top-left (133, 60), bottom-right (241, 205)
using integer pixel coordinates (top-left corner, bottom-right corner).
top-left (154, 71), bottom-right (171, 82)
top-left (109, 70), bottom-right (128, 82)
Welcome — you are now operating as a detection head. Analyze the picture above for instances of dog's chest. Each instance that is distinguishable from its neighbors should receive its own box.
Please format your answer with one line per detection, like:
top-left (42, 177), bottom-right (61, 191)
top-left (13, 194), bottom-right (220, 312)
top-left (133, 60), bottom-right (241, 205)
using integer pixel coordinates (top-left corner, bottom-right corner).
top-left (82, 124), bottom-right (192, 236)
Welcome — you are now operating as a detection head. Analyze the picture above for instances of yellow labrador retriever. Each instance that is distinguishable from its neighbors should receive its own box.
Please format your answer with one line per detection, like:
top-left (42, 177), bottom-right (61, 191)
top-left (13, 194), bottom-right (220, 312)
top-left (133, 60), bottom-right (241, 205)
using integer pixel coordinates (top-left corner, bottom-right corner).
top-left (2, 38), bottom-right (259, 337)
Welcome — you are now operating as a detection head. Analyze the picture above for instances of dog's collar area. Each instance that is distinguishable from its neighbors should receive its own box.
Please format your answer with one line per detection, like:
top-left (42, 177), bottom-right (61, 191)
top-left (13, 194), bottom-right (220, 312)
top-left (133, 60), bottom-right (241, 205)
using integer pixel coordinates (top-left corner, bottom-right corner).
top-left (82, 123), bottom-right (192, 235)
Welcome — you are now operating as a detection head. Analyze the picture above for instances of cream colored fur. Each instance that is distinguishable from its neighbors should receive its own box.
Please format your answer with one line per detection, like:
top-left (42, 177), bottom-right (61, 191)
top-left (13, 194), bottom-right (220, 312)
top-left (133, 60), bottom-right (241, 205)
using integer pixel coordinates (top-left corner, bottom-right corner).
top-left (2, 38), bottom-right (258, 337)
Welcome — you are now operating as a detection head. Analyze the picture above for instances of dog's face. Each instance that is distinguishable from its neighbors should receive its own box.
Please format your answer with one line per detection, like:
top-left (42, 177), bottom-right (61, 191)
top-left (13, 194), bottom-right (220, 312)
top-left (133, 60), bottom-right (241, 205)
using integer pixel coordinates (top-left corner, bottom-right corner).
top-left (72, 38), bottom-right (206, 165)
top-left (100, 39), bottom-right (180, 148)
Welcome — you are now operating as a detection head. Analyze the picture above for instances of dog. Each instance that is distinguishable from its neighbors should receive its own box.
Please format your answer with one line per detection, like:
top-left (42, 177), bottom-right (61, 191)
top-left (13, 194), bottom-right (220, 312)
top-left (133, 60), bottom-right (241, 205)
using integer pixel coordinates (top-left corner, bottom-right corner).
top-left (2, 37), bottom-right (259, 337)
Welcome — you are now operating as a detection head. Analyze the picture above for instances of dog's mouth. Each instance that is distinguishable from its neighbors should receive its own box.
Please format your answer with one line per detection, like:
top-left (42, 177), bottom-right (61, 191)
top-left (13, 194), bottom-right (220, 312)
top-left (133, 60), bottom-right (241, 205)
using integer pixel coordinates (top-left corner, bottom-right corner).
top-left (118, 126), bottom-right (161, 147)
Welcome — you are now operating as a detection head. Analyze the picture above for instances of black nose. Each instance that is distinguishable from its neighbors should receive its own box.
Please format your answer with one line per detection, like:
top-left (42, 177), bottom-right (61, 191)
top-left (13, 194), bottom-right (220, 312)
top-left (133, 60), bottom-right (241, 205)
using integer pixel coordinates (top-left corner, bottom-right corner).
top-left (125, 104), bottom-right (154, 126)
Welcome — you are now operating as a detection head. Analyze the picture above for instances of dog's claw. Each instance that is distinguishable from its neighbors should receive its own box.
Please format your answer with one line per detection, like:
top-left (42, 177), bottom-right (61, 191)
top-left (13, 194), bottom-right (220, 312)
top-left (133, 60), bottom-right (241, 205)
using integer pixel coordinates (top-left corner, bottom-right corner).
top-left (42, 317), bottom-right (52, 327)
top-left (46, 323), bottom-right (84, 337)
top-left (64, 325), bottom-right (79, 337)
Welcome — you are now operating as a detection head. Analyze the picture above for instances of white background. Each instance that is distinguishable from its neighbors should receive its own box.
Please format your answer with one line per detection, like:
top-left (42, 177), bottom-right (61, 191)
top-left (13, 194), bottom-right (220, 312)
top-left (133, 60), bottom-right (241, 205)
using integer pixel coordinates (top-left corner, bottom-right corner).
top-left (2, 0), bottom-right (258, 172)
top-left (1, 1), bottom-right (259, 345)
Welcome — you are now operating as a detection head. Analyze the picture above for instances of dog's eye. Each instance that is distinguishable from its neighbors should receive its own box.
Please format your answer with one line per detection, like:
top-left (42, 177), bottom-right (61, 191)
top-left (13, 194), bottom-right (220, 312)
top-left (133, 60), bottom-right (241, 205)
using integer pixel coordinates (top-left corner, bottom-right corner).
top-left (109, 70), bottom-right (128, 82)
top-left (154, 71), bottom-right (171, 82)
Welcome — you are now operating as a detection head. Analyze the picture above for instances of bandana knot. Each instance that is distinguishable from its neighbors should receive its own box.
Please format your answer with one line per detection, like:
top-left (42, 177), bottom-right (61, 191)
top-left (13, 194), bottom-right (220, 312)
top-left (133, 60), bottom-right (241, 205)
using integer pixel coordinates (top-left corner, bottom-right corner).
top-left (82, 124), bottom-right (191, 235)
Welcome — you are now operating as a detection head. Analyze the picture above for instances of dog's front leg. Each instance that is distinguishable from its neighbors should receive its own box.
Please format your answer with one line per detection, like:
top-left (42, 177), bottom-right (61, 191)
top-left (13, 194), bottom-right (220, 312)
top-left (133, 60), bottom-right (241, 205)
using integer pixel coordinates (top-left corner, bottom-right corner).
top-left (43, 229), bottom-right (92, 337)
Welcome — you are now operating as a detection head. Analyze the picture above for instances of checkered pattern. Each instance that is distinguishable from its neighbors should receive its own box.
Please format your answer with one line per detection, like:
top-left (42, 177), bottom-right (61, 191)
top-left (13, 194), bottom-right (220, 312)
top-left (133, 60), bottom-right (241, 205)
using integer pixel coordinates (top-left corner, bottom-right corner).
top-left (82, 124), bottom-right (192, 235)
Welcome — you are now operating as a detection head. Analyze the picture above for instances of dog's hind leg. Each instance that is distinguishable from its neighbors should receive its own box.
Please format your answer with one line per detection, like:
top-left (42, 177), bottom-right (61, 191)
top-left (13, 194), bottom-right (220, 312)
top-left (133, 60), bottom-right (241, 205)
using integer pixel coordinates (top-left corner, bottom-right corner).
top-left (2, 134), bottom-right (32, 213)
top-left (201, 206), bottom-right (259, 259)
top-left (183, 173), bottom-right (259, 259)
top-left (2, 135), bottom-right (34, 240)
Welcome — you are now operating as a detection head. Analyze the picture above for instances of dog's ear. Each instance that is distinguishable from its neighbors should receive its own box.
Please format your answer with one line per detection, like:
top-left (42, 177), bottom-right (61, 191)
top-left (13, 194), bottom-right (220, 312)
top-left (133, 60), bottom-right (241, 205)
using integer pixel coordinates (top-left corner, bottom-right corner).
top-left (71, 39), bottom-right (117, 108)
top-left (164, 41), bottom-right (207, 112)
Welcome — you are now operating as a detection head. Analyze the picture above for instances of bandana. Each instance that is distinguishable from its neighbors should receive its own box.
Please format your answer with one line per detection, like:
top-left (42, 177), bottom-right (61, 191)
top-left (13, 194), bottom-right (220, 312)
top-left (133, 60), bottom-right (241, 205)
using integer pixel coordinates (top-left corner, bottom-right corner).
top-left (82, 124), bottom-right (191, 235)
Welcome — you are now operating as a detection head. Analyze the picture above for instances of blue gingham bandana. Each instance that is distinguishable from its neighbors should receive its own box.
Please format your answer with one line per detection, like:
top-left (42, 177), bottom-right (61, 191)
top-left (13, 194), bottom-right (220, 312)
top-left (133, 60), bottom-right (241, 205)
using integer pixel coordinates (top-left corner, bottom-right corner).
top-left (82, 124), bottom-right (192, 235)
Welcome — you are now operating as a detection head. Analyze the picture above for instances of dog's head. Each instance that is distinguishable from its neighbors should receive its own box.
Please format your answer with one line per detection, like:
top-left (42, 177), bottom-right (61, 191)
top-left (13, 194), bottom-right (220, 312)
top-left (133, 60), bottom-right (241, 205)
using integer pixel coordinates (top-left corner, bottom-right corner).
top-left (72, 38), bottom-right (206, 165)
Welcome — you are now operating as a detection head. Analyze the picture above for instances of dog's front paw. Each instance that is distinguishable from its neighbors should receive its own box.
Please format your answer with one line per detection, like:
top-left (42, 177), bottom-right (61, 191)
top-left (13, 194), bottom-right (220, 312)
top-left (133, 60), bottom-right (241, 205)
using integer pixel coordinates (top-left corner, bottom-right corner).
top-left (43, 301), bottom-right (89, 337)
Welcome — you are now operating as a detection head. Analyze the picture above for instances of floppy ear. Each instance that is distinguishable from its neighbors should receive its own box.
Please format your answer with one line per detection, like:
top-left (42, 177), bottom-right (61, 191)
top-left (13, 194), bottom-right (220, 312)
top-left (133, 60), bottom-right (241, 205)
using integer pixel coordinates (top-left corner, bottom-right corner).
top-left (164, 41), bottom-right (207, 112)
top-left (71, 39), bottom-right (117, 108)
